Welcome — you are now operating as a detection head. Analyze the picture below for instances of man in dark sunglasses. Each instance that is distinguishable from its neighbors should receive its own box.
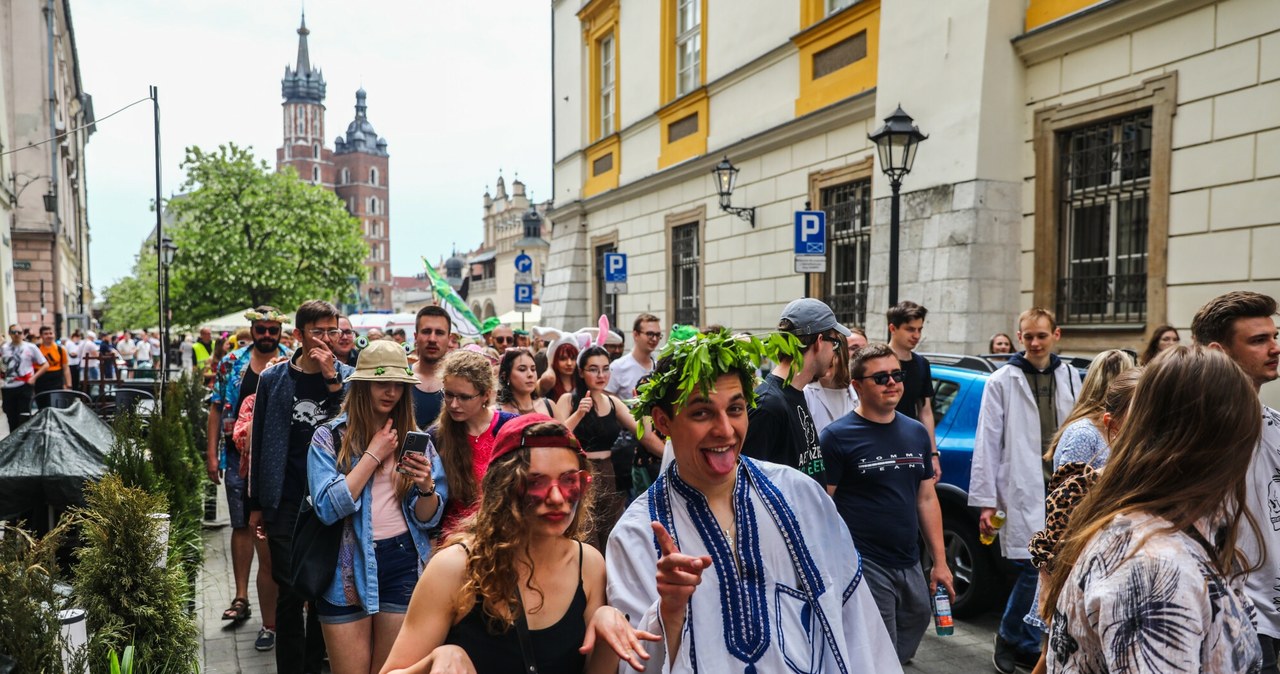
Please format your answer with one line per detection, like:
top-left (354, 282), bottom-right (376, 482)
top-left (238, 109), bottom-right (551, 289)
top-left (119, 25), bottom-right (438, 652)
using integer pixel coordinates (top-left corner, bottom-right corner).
top-left (2, 322), bottom-right (49, 431)
top-left (741, 297), bottom-right (850, 485)
top-left (206, 305), bottom-right (292, 651)
top-left (486, 323), bottom-right (515, 351)
top-left (819, 342), bottom-right (952, 666)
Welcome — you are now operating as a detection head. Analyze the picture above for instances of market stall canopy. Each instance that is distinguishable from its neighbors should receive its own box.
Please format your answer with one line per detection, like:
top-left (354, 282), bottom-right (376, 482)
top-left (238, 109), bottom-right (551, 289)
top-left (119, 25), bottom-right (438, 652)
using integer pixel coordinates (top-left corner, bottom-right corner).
top-left (497, 304), bottom-right (541, 325)
top-left (0, 402), bottom-right (114, 520)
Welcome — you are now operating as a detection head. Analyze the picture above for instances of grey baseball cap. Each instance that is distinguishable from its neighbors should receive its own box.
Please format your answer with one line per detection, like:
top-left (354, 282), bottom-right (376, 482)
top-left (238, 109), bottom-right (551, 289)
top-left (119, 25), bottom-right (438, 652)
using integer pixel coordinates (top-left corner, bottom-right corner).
top-left (779, 298), bottom-right (852, 337)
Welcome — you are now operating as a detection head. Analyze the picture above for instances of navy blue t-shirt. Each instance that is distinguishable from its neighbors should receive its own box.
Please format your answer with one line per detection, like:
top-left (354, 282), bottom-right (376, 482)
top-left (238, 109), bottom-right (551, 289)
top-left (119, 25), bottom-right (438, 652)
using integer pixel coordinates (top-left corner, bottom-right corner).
top-left (820, 410), bottom-right (933, 569)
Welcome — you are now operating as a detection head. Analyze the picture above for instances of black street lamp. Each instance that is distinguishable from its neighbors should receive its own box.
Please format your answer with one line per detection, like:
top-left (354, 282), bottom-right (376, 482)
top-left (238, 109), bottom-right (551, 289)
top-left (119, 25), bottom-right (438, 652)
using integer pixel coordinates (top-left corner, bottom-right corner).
top-left (711, 156), bottom-right (755, 228)
top-left (868, 105), bottom-right (927, 310)
top-left (160, 235), bottom-right (178, 379)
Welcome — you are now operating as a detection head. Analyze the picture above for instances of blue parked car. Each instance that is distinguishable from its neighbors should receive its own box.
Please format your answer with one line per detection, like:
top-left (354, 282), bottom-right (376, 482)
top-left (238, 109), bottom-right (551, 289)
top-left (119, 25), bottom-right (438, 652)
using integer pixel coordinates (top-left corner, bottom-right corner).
top-left (921, 353), bottom-right (1099, 616)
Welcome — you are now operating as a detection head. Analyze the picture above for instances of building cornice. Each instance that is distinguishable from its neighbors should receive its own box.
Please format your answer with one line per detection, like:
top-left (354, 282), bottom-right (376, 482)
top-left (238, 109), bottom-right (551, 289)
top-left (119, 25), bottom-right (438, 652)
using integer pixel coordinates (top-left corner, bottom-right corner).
top-left (549, 88), bottom-right (875, 221)
top-left (1013, 0), bottom-right (1217, 66)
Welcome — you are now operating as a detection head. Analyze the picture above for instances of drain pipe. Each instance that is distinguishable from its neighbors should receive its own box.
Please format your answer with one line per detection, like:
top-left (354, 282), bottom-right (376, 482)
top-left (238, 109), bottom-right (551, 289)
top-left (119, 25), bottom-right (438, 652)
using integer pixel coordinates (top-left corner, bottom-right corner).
top-left (45, 0), bottom-right (62, 336)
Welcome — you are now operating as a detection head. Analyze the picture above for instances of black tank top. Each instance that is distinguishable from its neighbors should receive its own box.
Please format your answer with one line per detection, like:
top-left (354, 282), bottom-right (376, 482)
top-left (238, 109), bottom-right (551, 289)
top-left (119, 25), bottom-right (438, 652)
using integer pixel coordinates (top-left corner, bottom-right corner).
top-left (573, 394), bottom-right (621, 453)
top-left (444, 542), bottom-right (587, 674)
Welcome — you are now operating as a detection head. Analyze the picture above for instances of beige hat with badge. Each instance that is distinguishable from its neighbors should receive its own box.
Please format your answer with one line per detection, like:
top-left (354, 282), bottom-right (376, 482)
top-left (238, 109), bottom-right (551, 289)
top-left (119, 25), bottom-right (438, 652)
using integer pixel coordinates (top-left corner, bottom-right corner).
top-left (348, 340), bottom-right (418, 384)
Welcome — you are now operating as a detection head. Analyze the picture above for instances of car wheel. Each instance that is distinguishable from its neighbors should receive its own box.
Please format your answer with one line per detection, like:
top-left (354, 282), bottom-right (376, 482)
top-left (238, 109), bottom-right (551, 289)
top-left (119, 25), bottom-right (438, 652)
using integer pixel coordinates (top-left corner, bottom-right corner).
top-left (927, 513), bottom-right (998, 618)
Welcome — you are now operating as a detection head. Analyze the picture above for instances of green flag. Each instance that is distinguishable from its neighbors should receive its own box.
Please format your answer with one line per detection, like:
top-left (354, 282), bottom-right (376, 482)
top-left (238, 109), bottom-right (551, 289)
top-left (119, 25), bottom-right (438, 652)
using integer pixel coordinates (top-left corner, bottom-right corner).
top-left (422, 258), bottom-right (483, 338)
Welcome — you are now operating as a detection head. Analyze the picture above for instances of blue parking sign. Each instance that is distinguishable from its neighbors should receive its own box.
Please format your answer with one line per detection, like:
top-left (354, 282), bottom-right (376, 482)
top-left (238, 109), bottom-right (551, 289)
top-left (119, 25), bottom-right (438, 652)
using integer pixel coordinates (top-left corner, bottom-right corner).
top-left (514, 284), bottom-right (534, 305)
top-left (794, 211), bottom-right (826, 255)
top-left (604, 253), bottom-right (627, 282)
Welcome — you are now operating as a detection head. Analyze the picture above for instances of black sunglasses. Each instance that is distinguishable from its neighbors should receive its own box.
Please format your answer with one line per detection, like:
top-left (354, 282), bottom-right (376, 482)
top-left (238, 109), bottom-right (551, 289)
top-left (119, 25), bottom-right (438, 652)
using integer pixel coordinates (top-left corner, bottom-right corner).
top-left (253, 325), bottom-right (281, 336)
top-left (856, 370), bottom-right (906, 386)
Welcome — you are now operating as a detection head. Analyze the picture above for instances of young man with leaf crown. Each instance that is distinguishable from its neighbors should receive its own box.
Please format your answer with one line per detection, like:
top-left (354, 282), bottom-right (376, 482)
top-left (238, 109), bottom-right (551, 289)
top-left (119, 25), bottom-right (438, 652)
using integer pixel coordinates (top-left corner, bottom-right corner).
top-left (606, 328), bottom-right (900, 673)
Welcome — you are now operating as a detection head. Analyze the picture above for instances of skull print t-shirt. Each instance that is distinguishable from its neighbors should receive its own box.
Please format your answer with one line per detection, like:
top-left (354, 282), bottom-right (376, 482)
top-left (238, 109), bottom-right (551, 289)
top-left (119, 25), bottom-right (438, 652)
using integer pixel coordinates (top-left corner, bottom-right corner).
top-left (283, 366), bottom-right (338, 505)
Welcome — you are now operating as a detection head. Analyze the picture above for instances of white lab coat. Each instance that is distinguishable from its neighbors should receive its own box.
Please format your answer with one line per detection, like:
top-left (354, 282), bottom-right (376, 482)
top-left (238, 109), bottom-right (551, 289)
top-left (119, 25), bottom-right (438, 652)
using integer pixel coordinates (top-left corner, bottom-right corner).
top-left (967, 362), bottom-right (1079, 559)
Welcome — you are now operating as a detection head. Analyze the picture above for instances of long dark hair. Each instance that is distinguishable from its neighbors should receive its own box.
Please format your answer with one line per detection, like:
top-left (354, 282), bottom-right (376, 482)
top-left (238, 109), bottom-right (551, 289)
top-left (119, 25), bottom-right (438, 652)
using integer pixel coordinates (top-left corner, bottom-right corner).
top-left (572, 346), bottom-right (611, 401)
top-left (1139, 324), bottom-right (1178, 366)
top-left (496, 349), bottom-right (541, 405)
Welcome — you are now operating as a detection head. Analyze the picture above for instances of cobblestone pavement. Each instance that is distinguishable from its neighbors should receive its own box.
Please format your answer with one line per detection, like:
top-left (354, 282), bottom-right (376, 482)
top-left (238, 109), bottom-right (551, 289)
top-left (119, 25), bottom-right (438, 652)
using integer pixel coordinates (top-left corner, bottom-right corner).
top-left (198, 484), bottom-right (299, 674)
top-left (196, 486), bottom-right (1006, 673)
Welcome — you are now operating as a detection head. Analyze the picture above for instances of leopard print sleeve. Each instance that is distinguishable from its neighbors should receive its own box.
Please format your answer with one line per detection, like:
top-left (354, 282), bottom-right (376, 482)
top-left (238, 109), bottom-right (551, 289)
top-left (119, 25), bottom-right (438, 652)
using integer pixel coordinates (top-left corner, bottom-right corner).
top-left (1029, 462), bottom-right (1100, 570)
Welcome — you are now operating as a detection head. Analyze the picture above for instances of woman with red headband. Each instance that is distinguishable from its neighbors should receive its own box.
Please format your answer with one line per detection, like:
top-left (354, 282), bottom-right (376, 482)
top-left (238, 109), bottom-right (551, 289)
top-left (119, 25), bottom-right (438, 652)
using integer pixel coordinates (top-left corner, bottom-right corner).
top-left (380, 414), bottom-right (657, 673)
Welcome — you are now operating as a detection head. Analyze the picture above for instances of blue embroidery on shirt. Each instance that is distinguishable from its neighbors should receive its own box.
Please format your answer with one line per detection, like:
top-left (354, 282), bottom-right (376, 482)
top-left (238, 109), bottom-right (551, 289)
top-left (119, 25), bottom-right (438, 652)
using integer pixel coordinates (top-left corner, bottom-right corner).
top-left (668, 462), bottom-right (770, 669)
top-left (842, 553), bottom-right (864, 604)
top-left (743, 458), bottom-right (849, 674)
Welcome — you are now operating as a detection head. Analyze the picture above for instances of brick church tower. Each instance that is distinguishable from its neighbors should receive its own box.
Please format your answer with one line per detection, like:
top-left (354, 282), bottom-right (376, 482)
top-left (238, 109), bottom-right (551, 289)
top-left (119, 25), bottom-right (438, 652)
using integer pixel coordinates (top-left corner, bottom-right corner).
top-left (275, 14), bottom-right (391, 311)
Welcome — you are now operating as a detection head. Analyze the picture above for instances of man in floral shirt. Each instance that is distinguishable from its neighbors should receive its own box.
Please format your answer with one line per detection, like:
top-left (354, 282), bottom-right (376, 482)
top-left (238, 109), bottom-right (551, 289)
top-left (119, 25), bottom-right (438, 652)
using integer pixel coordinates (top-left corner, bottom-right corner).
top-left (206, 306), bottom-right (290, 650)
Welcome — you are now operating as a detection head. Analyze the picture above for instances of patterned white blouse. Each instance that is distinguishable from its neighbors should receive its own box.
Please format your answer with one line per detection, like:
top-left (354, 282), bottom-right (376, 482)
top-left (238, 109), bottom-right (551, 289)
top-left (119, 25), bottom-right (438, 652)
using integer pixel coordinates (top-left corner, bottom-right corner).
top-left (1047, 511), bottom-right (1261, 674)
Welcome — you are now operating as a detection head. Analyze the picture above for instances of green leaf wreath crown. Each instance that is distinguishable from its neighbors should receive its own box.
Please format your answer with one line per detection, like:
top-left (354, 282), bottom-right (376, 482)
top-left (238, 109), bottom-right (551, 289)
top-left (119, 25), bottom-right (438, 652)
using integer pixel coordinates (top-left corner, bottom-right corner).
top-left (631, 328), bottom-right (806, 426)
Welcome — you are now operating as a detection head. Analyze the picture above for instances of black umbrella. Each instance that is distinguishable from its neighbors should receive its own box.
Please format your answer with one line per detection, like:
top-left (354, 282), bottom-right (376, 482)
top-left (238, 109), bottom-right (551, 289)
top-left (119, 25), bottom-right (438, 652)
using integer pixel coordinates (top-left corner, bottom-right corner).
top-left (0, 402), bottom-right (112, 522)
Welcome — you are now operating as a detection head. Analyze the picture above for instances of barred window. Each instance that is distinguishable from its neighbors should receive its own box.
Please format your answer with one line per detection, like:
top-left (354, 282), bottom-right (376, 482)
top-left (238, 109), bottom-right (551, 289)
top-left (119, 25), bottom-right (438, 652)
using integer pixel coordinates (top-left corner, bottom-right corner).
top-left (672, 223), bottom-right (700, 327)
top-left (1056, 111), bottom-right (1151, 324)
top-left (822, 178), bottom-right (872, 327)
top-left (595, 243), bottom-right (618, 331)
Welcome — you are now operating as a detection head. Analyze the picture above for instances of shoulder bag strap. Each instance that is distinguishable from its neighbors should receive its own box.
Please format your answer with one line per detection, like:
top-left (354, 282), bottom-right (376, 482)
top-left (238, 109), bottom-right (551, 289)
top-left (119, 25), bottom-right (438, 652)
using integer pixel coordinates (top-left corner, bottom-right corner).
top-left (512, 573), bottom-right (540, 674)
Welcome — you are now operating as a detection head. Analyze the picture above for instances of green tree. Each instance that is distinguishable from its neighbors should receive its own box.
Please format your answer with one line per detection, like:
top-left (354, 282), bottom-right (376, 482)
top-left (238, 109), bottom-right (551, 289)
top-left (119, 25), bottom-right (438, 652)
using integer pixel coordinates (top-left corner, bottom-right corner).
top-left (166, 143), bottom-right (367, 324)
top-left (99, 249), bottom-right (159, 332)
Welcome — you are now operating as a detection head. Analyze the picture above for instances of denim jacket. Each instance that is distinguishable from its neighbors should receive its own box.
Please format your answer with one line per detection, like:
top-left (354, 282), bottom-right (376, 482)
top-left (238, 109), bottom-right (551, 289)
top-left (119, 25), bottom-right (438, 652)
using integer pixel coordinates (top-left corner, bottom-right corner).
top-left (308, 414), bottom-right (448, 611)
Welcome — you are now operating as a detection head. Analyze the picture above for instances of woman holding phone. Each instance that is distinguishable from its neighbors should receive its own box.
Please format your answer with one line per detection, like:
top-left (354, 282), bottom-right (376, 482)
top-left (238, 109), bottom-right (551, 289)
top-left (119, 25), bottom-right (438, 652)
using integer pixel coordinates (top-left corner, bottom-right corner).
top-left (308, 340), bottom-right (448, 674)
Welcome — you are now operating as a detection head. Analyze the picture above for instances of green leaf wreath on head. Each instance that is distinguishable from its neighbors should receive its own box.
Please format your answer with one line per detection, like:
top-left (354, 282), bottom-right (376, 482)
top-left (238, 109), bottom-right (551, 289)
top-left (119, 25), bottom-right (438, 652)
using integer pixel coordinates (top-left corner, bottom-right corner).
top-left (631, 327), bottom-right (806, 433)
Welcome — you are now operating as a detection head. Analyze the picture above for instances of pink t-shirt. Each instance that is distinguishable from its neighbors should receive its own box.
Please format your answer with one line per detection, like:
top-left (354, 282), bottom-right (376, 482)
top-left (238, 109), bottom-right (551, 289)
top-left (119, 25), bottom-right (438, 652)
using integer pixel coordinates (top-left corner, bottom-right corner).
top-left (370, 456), bottom-right (409, 540)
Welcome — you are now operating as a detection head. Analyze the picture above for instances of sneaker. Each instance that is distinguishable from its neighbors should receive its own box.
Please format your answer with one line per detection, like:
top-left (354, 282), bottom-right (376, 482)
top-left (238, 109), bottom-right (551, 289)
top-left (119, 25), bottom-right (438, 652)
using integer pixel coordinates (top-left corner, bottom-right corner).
top-left (254, 627), bottom-right (276, 652)
top-left (992, 635), bottom-right (1016, 674)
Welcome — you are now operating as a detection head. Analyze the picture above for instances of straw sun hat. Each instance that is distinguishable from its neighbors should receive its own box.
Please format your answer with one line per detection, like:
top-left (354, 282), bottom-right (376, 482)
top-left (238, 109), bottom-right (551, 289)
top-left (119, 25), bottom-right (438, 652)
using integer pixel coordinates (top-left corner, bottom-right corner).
top-left (348, 340), bottom-right (418, 384)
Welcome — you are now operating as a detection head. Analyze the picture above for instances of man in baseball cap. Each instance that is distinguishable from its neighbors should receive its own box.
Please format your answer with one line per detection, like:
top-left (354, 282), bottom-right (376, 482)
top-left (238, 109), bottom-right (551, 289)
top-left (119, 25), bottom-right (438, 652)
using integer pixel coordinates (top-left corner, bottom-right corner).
top-left (740, 298), bottom-right (846, 484)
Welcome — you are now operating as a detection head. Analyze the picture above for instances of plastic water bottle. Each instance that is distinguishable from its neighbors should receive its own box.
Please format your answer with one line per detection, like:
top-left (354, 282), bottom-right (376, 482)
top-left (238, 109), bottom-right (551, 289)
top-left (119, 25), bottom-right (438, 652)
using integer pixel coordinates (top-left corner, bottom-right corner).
top-left (933, 585), bottom-right (954, 636)
top-left (980, 509), bottom-right (1007, 546)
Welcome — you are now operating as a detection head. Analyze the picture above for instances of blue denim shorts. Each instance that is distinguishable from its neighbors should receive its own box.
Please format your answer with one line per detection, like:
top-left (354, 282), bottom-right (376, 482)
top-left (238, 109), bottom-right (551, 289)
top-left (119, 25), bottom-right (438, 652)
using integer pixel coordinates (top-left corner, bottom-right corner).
top-left (223, 448), bottom-right (249, 529)
top-left (316, 532), bottom-right (419, 624)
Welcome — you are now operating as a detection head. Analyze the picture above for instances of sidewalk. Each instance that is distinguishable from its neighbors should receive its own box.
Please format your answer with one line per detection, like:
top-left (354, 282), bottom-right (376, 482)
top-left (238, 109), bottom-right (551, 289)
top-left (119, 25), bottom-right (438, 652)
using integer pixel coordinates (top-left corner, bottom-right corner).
top-left (197, 483), bottom-right (277, 674)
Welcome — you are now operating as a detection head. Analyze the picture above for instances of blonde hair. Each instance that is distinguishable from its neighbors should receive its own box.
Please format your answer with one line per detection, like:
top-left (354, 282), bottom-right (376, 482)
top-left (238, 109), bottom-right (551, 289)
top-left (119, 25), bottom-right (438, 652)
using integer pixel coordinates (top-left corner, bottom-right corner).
top-left (1042, 346), bottom-right (1261, 619)
top-left (1044, 349), bottom-right (1135, 463)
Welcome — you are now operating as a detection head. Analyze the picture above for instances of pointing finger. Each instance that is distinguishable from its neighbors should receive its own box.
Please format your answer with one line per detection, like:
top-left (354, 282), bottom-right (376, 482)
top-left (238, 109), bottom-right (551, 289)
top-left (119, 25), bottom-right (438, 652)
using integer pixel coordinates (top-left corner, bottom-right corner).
top-left (652, 521), bottom-right (679, 557)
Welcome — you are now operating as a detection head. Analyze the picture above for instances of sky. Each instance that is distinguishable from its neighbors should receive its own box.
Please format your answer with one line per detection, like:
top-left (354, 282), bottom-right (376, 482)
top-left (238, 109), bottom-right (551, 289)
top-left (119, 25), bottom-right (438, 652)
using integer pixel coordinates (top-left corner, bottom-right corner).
top-left (75, 0), bottom-right (552, 294)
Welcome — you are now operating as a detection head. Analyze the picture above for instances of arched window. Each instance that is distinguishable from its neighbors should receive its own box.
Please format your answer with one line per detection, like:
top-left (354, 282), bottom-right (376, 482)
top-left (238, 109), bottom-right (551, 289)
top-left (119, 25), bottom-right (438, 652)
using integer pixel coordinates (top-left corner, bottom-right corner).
top-left (313, 144), bottom-right (321, 159)
top-left (312, 166), bottom-right (320, 182)
top-left (296, 107), bottom-right (305, 135)
top-left (340, 168), bottom-right (350, 184)
top-left (370, 167), bottom-right (379, 185)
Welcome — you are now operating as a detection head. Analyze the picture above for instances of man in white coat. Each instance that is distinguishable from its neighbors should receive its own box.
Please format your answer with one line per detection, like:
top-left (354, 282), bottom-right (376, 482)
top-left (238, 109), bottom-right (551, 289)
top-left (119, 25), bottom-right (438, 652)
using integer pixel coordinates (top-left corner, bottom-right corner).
top-left (968, 307), bottom-right (1079, 674)
top-left (607, 330), bottom-right (901, 673)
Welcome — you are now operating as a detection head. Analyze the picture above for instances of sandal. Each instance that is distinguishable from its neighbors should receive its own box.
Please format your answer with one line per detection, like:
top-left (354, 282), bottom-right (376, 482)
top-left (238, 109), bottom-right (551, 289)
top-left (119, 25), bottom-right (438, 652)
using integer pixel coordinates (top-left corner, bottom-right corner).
top-left (222, 597), bottom-right (251, 622)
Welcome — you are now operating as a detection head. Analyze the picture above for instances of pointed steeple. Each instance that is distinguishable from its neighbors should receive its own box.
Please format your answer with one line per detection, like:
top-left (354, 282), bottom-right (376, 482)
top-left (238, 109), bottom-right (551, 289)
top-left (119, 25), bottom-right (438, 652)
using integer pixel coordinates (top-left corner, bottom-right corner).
top-left (296, 12), bottom-right (311, 73)
top-left (282, 11), bottom-right (325, 104)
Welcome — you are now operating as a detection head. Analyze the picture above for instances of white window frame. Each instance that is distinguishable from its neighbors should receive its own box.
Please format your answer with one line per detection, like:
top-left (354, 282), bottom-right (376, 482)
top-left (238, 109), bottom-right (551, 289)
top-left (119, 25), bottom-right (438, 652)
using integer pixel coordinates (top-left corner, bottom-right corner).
top-left (825, 0), bottom-right (855, 15)
top-left (675, 0), bottom-right (701, 97)
top-left (599, 34), bottom-right (616, 138)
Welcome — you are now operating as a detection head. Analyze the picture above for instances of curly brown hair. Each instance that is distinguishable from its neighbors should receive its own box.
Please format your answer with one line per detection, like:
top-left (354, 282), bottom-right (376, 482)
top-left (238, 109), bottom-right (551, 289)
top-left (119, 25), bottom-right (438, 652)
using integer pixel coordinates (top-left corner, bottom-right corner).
top-left (445, 422), bottom-right (594, 632)
top-left (436, 350), bottom-right (497, 507)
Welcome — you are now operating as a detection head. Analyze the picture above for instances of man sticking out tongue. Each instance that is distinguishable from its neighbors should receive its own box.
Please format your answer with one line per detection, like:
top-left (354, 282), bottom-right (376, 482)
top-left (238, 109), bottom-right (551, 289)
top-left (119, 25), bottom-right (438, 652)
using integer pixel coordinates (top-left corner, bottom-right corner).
top-left (606, 328), bottom-right (901, 673)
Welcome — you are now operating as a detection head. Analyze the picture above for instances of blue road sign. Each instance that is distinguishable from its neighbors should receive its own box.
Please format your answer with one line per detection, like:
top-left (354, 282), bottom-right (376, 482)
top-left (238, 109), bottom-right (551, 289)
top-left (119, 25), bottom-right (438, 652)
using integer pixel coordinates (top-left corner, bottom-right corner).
top-left (604, 253), bottom-right (627, 282)
top-left (514, 283), bottom-right (534, 305)
top-left (794, 210), bottom-right (827, 255)
top-left (514, 253), bottom-right (533, 274)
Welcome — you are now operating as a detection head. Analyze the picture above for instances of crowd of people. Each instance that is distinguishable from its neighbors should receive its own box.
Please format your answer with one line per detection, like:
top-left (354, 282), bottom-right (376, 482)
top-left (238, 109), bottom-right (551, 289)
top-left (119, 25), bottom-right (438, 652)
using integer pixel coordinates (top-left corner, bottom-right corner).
top-left (187, 288), bottom-right (1278, 674)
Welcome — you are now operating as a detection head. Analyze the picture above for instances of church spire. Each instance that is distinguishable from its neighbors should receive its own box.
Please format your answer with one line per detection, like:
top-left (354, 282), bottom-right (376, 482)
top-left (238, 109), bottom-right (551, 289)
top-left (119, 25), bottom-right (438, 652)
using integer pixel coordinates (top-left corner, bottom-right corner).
top-left (296, 12), bottom-right (311, 73)
top-left (282, 11), bottom-right (325, 105)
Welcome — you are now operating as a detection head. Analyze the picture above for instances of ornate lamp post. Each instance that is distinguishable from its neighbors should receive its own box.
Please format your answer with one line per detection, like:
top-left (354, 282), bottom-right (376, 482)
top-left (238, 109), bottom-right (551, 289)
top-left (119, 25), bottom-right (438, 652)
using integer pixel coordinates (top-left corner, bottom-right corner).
top-left (711, 156), bottom-right (756, 227)
top-left (868, 105), bottom-right (927, 309)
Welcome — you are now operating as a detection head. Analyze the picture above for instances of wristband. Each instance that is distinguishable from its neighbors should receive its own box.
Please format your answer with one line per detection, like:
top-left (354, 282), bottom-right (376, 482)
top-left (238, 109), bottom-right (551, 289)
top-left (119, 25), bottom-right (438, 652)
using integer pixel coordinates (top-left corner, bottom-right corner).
top-left (416, 483), bottom-right (436, 498)
top-left (366, 453), bottom-right (384, 468)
